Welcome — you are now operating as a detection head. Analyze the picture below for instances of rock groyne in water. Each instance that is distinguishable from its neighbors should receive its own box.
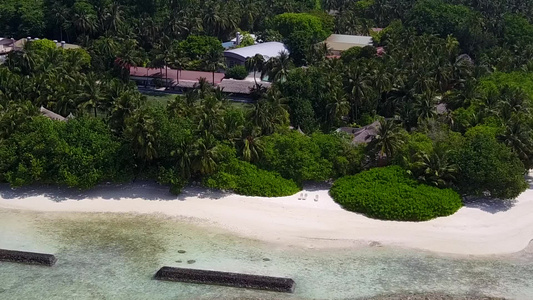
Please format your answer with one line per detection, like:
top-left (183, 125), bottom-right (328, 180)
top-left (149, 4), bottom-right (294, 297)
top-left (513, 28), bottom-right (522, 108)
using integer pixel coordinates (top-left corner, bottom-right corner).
top-left (0, 249), bottom-right (57, 266)
top-left (154, 266), bottom-right (295, 293)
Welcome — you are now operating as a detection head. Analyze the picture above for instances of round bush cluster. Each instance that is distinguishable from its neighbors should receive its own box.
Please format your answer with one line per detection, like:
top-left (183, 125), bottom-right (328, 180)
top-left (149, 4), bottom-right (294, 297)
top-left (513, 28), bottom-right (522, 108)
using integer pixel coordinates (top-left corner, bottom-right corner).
top-left (204, 160), bottom-right (300, 197)
top-left (225, 65), bottom-right (249, 80)
top-left (330, 166), bottom-right (462, 221)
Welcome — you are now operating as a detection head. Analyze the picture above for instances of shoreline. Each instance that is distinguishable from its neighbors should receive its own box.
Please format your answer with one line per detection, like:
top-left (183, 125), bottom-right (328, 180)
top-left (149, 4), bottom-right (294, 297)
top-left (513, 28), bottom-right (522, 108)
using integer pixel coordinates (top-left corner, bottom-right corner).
top-left (0, 180), bottom-right (532, 256)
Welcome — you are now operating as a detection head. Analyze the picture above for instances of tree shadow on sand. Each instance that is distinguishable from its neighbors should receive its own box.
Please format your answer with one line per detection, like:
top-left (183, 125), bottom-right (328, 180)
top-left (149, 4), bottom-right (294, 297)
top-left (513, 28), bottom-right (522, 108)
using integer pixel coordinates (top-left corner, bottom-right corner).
top-left (461, 173), bottom-right (533, 214)
top-left (177, 185), bottom-right (231, 200)
top-left (0, 181), bottom-right (231, 203)
top-left (300, 181), bottom-right (332, 192)
top-left (462, 197), bottom-right (517, 214)
top-left (0, 181), bottom-right (177, 202)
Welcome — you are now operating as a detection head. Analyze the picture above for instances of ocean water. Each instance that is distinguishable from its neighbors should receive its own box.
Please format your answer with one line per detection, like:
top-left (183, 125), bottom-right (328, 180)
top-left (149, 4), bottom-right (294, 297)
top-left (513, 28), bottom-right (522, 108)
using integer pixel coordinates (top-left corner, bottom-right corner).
top-left (0, 209), bottom-right (532, 300)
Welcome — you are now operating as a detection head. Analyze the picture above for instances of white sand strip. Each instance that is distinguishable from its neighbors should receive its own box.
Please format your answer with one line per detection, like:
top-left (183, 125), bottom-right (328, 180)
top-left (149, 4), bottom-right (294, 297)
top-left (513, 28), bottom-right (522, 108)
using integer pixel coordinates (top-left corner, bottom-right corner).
top-left (0, 180), bottom-right (532, 255)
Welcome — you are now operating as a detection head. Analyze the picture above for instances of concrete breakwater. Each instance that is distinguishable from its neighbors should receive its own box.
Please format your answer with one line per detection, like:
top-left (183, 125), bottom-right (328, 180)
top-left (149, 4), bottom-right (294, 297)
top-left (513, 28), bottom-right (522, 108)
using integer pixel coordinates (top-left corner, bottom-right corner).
top-left (0, 248), bottom-right (57, 266)
top-left (155, 266), bottom-right (296, 293)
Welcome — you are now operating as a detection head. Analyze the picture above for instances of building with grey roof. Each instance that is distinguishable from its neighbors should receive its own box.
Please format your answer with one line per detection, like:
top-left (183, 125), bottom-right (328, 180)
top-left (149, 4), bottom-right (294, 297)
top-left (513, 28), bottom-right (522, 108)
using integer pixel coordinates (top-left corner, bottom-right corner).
top-left (223, 42), bottom-right (288, 67)
top-left (0, 38), bottom-right (15, 54)
top-left (324, 34), bottom-right (373, 55)
top-left (40, 106), bottom-right (67, 121)
top-left (336, 121), bottom-right (380, 144)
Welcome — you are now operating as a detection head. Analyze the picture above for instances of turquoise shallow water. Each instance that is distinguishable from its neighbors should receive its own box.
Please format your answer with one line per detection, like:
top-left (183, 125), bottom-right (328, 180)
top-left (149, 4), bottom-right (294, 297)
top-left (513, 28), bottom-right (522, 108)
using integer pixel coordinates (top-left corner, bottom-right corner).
top-left (0, 209), bottom-right (532, 300)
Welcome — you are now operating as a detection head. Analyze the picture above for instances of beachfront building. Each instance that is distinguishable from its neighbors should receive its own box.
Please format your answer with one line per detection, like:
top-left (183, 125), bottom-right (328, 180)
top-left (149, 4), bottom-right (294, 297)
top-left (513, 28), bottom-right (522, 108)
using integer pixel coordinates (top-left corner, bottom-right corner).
top-left (129, 66), bottom-right (269, 96)
top-left (40, 106), bottom-right (73, 122)
top-left (0, 38), bottom-right (15, 54)
top-left (129, 66), bottom-right (225, 89)
top-left (223, 42), bottom-right (288, 67)
top-left (1, 37), bottom-right (79, 57)
top-left (323, 34), bottom-right (373, 56)
top-left (13, 38), bottom-right (80, 50)
top-left (336, 121), bottom-right (380, 144)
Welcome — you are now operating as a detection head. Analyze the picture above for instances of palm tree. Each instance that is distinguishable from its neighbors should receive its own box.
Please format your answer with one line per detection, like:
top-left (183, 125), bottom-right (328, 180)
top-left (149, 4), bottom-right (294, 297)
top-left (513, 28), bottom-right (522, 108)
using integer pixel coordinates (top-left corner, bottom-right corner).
top-left (105, 2), bottom-right (124, 33)
top-left (203, 2), bottom-right (224, 37)
top-left (78, 74), bottom-right (105, 117)
top-left (0, 101), bottom-right (38, 140)
top-left (196, 96), bottom-right (225, 134)
top-left (51, 93), bottom-right (77, 117)
top-left (499, 118), bottom-right (533, 169)
top-left (167, 95), bottom-right (191, 118)
top-left (173, 135), bottom-right (196, 179)
top-left (239, 0), bottom-right (261, 31)
top-left (193, 77), bottom-right (214, 99)
top-left (249, 88), bottom-right (289, 135)
top-left (73, 9), bottom-right (97, 35)
top-left (500, 86), bottom-right (530, 115)
top-left (411, 148), bottom-right (457, 188)
top-left (367, 119), bottom-right (404, 164)
top-left (50, 3), bottom-right (70, 42)
top-left (264, 51), bottom-right (292, 82)
top-left (192, 132), bottom-right (221, 175)
top-left (245, 54), bottom-right (265, 84)
top-left (413, 90), bottom-right (437, 124)
top-left (94, 36), bottom-right (118, 60)
top-left (166, 11), bottom-right (187, 38)
top-left (115, 39), bottom-right (144, 80)
top-left (325, 85), bottom-right (349, 128)
top-left (203, 49), bottom-right (225, 84)
top-left (7, 50), bottom-right (38, 76)
top-left (345, 63), bottom-right (373, 122)
top-left (168, 46), bottom-right (187, 84)
top-left (124, 108), bottom-right (159, 168)
top-left (250, 99), bottom-right (273, 134)
top-left (240, 128), bottom-right (264, 162)
top-left (372, 0), bottom-right (393, 26)
top-left (109, 91), bottom-right (143, 133)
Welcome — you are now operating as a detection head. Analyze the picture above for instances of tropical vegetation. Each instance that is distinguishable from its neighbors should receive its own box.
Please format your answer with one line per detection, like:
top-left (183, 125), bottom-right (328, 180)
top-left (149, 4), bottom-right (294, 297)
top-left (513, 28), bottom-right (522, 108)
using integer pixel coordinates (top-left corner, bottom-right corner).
top-left (1, 0), bottom-right (533, 218)
top-left (330, 166), bottom-right (463, 221)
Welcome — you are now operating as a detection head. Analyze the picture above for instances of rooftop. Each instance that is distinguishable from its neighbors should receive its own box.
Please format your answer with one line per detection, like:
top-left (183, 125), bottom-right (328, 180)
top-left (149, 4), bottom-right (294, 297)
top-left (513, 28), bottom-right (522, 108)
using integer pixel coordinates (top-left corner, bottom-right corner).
top-left (336, 121), bottom-right (380, 144)
top-left (324, 34), bottom-right (373, 52)
top-left (40, 106), bottom-right (67, 121)
top-left (224, 42), bottom-right (288, 61)
top-left (218, 79), bottom-right (271, 94)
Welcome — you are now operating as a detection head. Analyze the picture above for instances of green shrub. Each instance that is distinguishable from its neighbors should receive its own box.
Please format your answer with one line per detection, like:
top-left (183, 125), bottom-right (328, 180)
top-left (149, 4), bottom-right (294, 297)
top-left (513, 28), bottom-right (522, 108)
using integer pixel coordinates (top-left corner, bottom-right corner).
top-left (330, 166), bottom-right (462, 221)
top-left (0, 116), bottom-right (126, 189)
top-left (451, 126), bottom-right (528, 199)
top-left (204, 160), bottom-right (300, 197)
top-left (225, 65), bottom-right (249, 80)
top-left (157, 166), bottom-right (187, 195)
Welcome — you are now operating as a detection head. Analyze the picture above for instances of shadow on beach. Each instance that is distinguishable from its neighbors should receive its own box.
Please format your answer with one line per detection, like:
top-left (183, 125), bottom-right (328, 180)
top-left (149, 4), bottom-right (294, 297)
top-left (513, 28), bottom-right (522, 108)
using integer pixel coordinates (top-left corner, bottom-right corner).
top-left (461, 173), bottom-right (533, 214)
top-left (177, 185), bottom-right (230, 200)
top-left (0, 181), bottom-right (230, 202)
top-left (300, 181), bottom-right (332, 192)
top-left (0, 181), bottom-right (177, 202)
top-left (462, 197), bottom-right (517, 214)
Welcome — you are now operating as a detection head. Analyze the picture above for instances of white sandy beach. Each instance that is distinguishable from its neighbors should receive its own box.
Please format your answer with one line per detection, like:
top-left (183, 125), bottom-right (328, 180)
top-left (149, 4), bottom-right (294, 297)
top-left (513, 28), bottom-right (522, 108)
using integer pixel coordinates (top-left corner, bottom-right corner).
top-left (1, 178), bottom-right (532, 256)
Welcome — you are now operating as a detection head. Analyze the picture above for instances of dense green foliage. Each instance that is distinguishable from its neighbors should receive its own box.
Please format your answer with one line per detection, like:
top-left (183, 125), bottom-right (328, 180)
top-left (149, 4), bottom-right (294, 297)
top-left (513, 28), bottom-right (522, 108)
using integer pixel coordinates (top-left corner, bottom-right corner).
top-left (225, 65), bottom-right (249, 80)
top-left (174, 35), bottom-right (224, 71)
top-left (1, 0), bottom-right (533, 205)
top-left (204, 159), bottom-right (300, 197)
top-left (330, 166), bottom-right (463, 221)
top-left (452, 126), bottom-right (528, 199)
top-left (260, 132), bottom-right (365, 182)
top-left (478, 72), bottom-right (533, 99)
top-left (0, 117), bottom-right (127, 189)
